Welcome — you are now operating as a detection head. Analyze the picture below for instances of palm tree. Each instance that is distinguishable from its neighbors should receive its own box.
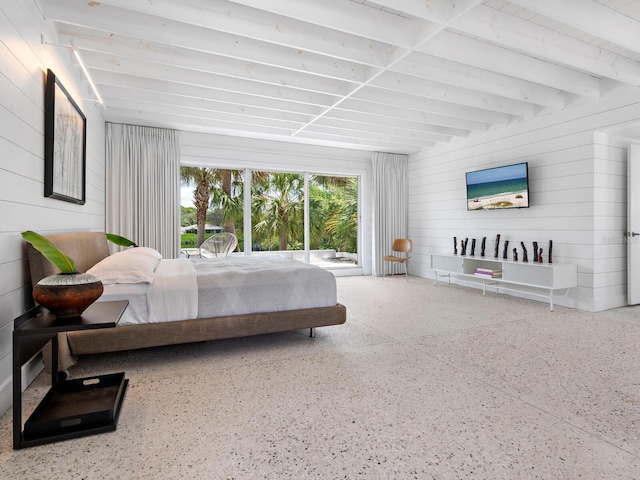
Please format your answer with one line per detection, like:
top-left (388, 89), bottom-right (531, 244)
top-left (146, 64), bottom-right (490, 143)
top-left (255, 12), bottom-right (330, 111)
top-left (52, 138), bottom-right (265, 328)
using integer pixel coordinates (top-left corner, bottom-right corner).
top-left (310, 174), bottom-right (351, 189)
top-left (180, 167), bottom-right (216, 247)
top-left (325, 177), bottom-right (358, 253)
top-left (210, 169), bottom-right (244, 238)
top-left (252, 172), bottom-right (305, 250)
top-left (251, 172), bottom-right (355, 252)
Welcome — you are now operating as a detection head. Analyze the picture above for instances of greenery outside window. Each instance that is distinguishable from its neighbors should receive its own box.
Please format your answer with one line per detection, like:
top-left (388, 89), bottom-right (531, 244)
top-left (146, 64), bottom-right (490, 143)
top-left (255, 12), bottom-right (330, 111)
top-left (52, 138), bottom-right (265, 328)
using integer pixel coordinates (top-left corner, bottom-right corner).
top-left (180, 166), bottom-right (358, 269)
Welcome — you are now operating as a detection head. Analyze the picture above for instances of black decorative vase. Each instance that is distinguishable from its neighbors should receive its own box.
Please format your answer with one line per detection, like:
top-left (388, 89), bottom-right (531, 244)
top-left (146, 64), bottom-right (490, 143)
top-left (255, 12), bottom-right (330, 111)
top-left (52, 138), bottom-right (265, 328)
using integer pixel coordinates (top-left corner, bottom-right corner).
top-left (32, 273), bottom-right (104, 318)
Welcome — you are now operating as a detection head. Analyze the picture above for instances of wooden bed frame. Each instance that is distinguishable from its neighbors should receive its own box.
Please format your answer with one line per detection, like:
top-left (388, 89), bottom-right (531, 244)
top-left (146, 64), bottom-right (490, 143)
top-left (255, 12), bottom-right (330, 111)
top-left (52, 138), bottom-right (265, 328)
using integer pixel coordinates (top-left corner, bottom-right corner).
top-left (27, 232), bottom-right (347, 370)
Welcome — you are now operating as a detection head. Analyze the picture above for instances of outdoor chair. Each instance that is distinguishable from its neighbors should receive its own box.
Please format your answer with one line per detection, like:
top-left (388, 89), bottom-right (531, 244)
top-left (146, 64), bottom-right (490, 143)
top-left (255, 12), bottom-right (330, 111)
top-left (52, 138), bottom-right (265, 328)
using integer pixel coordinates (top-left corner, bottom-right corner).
top-left (200, 232), bottom-right (238, 258)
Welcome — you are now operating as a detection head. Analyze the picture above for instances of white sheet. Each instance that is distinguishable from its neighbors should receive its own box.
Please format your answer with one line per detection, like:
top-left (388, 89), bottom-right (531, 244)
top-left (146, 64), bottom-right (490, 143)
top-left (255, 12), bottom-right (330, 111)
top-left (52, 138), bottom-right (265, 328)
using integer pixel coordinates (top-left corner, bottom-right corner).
top-left (97, 283), bottom-right (149, 325)
top-left (97, 259), bottom-right (197, 325)
top-left (147, 258), bottom-right (198, 323)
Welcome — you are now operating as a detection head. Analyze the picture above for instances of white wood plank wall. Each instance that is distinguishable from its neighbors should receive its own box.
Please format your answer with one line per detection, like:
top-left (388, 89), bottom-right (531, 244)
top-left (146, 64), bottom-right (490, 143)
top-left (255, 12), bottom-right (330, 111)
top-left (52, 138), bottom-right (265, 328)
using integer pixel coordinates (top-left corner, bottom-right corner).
top-left (408, 85), bottom-right (640, 312)
top-left (0, 0), bottom-right (106, 416)
top-left (180, 132), bottom-right (374, 274)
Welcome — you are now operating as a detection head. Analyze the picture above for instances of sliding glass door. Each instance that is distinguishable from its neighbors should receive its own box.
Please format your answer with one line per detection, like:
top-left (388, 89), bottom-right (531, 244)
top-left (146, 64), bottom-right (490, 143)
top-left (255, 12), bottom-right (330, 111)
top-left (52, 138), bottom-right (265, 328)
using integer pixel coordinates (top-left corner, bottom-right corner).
top-left (307, 175), bottom-right (358, 268)
top-left (181, 166), bottom-right (359, 270)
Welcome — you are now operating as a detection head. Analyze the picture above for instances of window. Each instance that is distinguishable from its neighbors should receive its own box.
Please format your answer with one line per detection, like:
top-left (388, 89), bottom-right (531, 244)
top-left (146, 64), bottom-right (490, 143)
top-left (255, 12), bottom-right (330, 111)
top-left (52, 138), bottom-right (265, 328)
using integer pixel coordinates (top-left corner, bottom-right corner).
top-left (181, 166), bottom-right (359, 270)
top-left (180, 167), bottom-right (243, 250)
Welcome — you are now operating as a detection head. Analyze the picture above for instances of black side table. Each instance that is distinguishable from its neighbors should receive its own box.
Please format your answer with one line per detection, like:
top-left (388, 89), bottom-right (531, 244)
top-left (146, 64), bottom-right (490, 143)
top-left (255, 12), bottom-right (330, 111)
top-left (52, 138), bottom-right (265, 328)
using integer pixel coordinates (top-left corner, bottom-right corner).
top-left (13, 300), bottom-right (129, 449)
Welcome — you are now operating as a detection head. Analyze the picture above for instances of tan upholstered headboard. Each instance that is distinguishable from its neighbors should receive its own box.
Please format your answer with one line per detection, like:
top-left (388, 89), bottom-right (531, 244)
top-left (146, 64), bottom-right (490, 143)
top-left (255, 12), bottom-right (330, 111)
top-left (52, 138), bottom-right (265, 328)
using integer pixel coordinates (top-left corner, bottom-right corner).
top-left (26, 232), bottom-right (111, 284)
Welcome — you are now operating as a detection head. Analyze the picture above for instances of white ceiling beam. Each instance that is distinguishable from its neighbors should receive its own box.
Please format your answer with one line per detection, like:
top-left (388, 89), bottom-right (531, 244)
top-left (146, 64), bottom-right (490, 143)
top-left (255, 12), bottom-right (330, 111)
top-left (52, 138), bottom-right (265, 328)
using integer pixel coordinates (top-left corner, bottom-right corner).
top-left (293, 130), bottom-right (422, 154)
top-left (58, 25), bottom-right (370, 84)
top-left (394, 52), bottom-right (566, 108)
top-left (336, 98), bottom-right (490, 132)
top-left (98, 85), bottom-right (316, 124)
top-left (302, 123), bottom-right (442, 147)
top-left (445, 0), bottom-right (490, 20)
top-left (509, 0), bottom-right (640, 54)
top-left (311, 117), bottom-right (452, 143)
top-left (105, 97), bottom-right (305, 131)
top-left (419, 31), bottom-right (600, 98)
top-left (110, 108), bottom-right (402, 153)
top-left (351, 87), bottom-right (514, 125)
top-left (452, 4), bottom-right (640, 86)
top-left (104, 108), bottom-right (296, 137)
top-left (372, 71), bottom-right (537, 117)
top-left (82, 51), bottom-right (350, 96)
top-left (359, 0), bottom-right (482, 23)
top-left (220, 0), bottom-right (418, 48)
top-left (79, 48), bottom-right (355, 98)
top-left (90, 70), bottom-right (326, 116)
top-left (44, 0), bottom-right (394, 67)
top-left (80, 52), bottom-right (345, 105)
top-left (323, 109), bottom-right (470, 138)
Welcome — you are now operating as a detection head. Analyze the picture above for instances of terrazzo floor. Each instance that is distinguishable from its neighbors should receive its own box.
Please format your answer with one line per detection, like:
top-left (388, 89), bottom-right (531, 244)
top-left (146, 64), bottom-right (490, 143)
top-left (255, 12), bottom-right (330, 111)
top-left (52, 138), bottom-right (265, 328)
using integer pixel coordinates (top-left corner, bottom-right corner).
top-left (1, 275), bottom-right (639, 479)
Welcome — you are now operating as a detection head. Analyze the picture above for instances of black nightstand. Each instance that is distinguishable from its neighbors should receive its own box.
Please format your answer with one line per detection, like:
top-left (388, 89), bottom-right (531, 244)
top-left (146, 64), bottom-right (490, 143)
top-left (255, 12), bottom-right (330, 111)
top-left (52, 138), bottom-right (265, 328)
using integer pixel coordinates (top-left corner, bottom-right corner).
top-left (13, 300), bottom-right (129, 449)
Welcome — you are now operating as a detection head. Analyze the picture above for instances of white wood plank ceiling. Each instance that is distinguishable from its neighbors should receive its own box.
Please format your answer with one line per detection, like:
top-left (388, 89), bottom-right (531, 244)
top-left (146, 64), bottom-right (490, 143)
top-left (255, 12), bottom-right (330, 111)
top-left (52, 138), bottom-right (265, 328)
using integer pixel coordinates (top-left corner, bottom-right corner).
top-left (39, 0), bottom-right (640, 154)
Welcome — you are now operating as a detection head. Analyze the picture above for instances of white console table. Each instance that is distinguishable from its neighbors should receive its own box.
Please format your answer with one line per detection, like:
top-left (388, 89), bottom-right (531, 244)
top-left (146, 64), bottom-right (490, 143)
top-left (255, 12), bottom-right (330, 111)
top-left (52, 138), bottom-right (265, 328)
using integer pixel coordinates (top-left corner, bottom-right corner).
top-left (430, 254), bottom-right (578, 311)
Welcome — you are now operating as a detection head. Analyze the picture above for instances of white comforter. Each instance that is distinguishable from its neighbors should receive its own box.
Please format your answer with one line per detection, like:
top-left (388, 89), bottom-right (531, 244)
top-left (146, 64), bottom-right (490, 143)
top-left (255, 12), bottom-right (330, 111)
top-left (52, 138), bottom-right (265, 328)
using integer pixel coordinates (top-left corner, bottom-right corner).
top-left (194, 255), bottom-right (337, 318)
top-left (99, 255), bottom-right (337, 325)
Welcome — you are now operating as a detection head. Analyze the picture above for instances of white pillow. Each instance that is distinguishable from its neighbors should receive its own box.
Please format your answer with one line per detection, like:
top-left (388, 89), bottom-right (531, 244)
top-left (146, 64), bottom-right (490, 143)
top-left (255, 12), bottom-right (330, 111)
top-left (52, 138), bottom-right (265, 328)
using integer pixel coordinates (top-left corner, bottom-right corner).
top-left (87, 249), bottom-right (161, 284)
top-left (117, 246), bottom-right (162, 260)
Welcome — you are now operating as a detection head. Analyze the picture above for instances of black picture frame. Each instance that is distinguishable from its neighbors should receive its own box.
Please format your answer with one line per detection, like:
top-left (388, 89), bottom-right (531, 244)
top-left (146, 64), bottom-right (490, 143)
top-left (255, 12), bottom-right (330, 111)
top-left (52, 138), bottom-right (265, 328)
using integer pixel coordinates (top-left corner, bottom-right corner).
top-left (44, 69), bottom-right (87, 205)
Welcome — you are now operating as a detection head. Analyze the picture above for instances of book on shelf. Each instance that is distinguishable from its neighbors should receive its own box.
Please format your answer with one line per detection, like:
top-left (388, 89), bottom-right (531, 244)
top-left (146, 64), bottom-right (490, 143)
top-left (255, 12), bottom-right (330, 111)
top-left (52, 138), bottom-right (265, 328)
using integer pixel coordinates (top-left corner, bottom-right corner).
top-left (475, 267), bottom-right (494, 274)
top-left (474, 268), bottom-right (502, 278)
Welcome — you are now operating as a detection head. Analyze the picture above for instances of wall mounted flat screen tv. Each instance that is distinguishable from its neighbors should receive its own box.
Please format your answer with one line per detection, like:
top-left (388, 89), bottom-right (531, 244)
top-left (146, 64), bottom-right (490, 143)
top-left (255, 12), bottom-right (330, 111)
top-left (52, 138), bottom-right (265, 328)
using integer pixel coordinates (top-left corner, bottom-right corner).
top-left (466, 162), bottom-right (529, 211)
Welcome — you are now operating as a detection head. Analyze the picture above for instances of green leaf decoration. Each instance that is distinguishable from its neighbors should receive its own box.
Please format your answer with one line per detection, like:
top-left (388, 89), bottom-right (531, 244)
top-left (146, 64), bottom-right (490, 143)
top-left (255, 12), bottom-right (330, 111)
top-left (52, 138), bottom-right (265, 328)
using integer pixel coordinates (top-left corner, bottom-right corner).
top-left (106, 233), bottom-right (138, 247)
top-left (21, 230), bottom-right (77, 273)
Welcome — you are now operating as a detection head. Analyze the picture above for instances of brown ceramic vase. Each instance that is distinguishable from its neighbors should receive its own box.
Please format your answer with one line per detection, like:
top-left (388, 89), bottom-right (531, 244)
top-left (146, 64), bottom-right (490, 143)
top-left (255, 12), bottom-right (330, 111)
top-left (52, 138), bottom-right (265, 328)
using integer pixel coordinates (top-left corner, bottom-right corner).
top-left (32, 273), bottom-right (104, 318)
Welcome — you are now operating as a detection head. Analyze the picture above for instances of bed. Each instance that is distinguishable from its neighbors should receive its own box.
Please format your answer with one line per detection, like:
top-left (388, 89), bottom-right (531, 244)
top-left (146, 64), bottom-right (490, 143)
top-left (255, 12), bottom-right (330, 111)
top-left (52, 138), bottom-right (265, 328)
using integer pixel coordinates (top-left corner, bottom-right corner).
top-left (26, 232), bottom-right (346, 371)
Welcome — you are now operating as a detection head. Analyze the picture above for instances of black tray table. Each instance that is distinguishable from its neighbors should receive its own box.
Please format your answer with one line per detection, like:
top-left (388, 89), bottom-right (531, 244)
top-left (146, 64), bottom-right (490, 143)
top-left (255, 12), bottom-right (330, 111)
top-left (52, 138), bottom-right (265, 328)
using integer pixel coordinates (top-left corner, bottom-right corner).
top-left (13, 301), bottom-right (129, 449)
top-left (23, 372), bottom-right (128, 441)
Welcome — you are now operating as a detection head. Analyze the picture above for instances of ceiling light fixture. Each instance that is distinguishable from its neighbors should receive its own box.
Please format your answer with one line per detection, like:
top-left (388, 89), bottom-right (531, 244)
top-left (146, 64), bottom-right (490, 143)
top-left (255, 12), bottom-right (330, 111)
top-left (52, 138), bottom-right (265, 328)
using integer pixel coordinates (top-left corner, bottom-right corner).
top-left (71, 46), bottom-right (104, 107)
top-left (42, 36), bottom-right (105, 107)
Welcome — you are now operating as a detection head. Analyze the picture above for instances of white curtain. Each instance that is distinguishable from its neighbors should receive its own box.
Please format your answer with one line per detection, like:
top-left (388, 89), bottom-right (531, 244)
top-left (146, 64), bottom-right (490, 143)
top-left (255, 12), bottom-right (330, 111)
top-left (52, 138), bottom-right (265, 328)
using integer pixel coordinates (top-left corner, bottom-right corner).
top-left (372, 152), bottom-right (409, 276)
top-left (106, 123), bottom-right (180, 258)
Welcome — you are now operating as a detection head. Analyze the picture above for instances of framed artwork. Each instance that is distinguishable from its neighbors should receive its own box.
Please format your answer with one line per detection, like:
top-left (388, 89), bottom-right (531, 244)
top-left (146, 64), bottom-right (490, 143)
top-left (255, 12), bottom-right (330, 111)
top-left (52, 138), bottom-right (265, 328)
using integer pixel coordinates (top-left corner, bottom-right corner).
top-left (44, 69), bottom-right (87, 205)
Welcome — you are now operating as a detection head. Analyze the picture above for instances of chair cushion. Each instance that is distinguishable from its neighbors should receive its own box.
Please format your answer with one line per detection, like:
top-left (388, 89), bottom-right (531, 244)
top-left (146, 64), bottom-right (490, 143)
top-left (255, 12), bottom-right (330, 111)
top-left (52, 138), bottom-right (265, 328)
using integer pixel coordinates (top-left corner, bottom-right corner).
top-left (383, 255), bottom-right (408, 262)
